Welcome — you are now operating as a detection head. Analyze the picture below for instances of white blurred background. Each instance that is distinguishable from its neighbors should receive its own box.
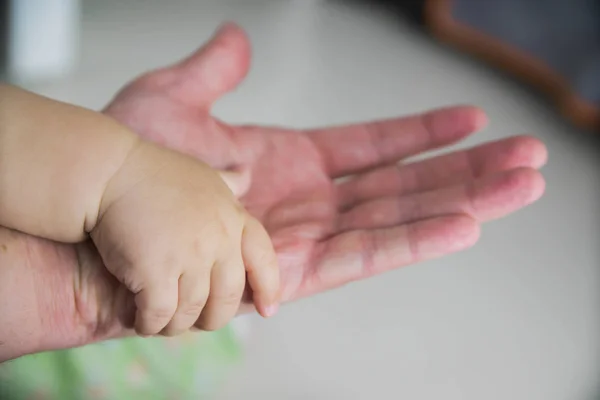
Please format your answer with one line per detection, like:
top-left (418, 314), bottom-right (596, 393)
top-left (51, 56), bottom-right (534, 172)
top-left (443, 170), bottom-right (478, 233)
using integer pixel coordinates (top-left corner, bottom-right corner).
top-left (3, 1), bottom-right (599, 399)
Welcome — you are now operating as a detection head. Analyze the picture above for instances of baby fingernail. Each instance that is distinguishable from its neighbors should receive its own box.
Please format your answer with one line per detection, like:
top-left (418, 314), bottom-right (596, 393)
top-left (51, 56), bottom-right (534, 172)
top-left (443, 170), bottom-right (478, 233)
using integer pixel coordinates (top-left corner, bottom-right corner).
top-left (264, 304), bottom-right (279, 318)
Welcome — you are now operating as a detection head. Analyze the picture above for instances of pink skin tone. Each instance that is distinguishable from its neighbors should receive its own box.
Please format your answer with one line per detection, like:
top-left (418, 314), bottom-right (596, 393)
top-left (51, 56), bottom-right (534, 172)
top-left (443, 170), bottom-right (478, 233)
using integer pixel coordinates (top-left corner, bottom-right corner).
top-left (0, 23), bottom-right (547, 362)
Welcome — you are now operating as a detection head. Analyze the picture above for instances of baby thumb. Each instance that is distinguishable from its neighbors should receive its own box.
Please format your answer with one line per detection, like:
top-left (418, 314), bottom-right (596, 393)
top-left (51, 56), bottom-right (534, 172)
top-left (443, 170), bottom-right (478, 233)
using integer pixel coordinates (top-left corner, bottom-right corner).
top-left (218, 168), bottom-right (251, 198)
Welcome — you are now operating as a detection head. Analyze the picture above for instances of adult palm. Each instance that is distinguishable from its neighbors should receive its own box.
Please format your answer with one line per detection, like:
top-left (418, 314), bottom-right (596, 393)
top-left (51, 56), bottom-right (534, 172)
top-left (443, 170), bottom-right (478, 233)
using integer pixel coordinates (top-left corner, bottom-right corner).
top-left (105, 24), bottom-right (547, 311)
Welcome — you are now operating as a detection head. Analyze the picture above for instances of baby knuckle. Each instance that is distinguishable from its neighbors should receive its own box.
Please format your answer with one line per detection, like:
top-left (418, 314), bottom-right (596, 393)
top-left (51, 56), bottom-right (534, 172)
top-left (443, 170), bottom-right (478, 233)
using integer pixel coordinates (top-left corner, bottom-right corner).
top-left (252, 250), bottom-right (278, 269)
top-left (198, 317), bottom-right (228, 332)
top-left (161, 326), bottom-right (185, 337)
top-left (145, 305), bottom-right (176, 321)
top-left (218, 272), bottom-right (245, 295)
top-left (213, 289), bottom-right (243, 307)
top-left (208, 217), bottom-right (230, 238)
top-left (128, 264), bottom-right (178, 287)
top-left (180, 302), bottom-right (205, 317)
top-left (218, 211), bottom-right (245, 237)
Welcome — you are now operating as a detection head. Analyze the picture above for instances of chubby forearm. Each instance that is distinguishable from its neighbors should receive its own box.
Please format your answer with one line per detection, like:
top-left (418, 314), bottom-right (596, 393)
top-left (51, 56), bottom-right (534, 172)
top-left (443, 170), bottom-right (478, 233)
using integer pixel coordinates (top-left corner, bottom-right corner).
top-left (0, 84), bottom-right (140, 242)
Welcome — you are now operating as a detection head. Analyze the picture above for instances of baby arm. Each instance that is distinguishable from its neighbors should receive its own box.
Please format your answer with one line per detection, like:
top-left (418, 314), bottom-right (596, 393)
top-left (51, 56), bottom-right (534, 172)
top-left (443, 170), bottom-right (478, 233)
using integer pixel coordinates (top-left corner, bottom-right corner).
top-left (0, 83), bottom-right (138, 241)
top-left (0, 84), bottom-right (280, 336)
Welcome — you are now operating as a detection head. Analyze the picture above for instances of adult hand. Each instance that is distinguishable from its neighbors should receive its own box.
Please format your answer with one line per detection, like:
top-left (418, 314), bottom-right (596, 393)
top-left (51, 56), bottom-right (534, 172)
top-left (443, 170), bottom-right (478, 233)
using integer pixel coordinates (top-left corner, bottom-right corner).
top-left (0, 24), bottom-right (546, 362)
top-left (105, 24), bottom-right (547, 307)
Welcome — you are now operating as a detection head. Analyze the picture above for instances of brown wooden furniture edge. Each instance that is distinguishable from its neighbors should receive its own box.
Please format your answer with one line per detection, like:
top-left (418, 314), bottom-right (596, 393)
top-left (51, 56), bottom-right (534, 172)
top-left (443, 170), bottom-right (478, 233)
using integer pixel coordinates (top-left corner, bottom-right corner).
top-left (423, 0), bottom-right (600, 131)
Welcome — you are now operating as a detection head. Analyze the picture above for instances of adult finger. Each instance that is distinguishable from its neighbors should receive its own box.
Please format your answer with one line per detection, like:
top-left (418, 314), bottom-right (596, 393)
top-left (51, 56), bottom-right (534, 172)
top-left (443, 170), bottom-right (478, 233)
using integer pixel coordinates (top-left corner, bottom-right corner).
top-left (156, 22), bottom-right (252, 108)
top-left (308, 215), bottom-right (480, 293)
top-left (336, 135), bottom-right (547, 209)
top-left (308, 105), bottom-right (488, 178)
top-left (337, 168), bottom-right (545, 232)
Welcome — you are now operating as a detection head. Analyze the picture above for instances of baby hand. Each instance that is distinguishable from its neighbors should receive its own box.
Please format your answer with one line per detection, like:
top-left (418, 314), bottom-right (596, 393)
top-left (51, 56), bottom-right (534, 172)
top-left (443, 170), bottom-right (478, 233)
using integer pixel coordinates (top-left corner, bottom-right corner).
top-left (91, 140), bottom-right (279, 336)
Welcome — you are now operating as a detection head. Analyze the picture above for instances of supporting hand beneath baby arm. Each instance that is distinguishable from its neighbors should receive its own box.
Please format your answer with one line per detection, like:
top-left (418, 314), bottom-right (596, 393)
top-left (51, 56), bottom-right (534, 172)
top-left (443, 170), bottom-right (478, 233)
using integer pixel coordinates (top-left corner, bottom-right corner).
top-left (0, 84), bottom-right (279, 337)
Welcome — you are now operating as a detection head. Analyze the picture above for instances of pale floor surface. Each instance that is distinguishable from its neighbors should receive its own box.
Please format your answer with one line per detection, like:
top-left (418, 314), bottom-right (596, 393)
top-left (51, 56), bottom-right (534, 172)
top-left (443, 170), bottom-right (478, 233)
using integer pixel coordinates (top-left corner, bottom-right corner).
top-left (20, 1), bottom-right (600, 399)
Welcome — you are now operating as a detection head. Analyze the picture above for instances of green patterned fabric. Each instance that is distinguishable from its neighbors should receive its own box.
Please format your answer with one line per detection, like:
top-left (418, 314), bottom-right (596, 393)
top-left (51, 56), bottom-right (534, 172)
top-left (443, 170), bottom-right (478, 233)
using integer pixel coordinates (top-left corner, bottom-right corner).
top-left (0, 327), bottom-right (242, 399)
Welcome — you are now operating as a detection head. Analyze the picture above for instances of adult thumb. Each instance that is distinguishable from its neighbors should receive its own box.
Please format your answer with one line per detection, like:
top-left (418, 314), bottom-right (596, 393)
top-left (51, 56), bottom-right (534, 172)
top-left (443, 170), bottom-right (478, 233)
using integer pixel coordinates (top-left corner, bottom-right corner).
top-left (167, 22), bottom-right (252, 108)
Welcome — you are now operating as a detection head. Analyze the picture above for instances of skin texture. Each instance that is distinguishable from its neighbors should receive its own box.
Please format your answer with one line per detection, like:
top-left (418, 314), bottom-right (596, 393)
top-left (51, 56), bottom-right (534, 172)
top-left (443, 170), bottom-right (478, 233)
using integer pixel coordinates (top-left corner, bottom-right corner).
top-left (0, 23), bottom-right (547, 363)
top-left (0, 84), bottom-right (280, 338)
top-left (0, 83), bottom-right (139, 241)
top-left (93, 141), bottom-right (280, 336)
